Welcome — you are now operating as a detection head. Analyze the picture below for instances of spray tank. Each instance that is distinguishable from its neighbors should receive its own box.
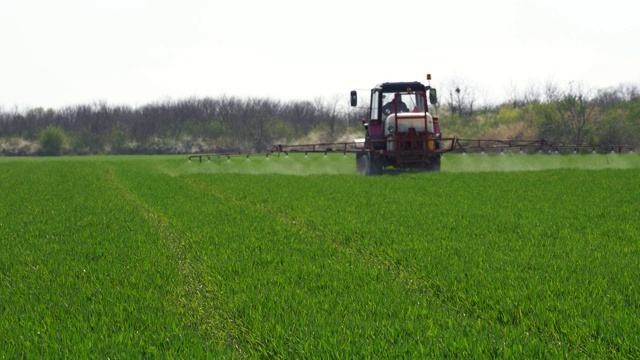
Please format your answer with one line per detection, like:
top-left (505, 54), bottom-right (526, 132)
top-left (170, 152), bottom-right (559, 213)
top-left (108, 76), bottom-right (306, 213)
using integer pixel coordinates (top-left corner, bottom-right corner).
top-left (384, 112), bottom-right (435, 151)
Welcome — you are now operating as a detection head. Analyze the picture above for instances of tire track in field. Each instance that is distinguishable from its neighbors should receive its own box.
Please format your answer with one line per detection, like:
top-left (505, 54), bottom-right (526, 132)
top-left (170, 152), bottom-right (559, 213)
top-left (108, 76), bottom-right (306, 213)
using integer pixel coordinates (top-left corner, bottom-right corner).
top-left (105, 166), bottom-right (247, 356)
top-left (178, 174), bottom-right (496, 354)
top-left (179, 175), bottom-right (452, 316)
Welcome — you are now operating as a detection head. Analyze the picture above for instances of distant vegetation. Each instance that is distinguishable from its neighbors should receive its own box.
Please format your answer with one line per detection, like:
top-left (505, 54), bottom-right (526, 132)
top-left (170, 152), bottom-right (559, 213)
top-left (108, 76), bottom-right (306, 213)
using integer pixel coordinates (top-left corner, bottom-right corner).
top-left (442, 80), bottom-right (640, 148)
top-left (0, 80), bottom-right (638, 156)
top-left (0, 96), bottom-right (362, 156)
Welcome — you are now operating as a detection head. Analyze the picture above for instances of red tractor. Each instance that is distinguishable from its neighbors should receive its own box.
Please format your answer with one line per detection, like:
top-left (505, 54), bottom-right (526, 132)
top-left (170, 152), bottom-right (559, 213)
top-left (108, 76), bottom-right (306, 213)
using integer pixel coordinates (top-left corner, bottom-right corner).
top-left (351, 76), bottom-right (442, 175)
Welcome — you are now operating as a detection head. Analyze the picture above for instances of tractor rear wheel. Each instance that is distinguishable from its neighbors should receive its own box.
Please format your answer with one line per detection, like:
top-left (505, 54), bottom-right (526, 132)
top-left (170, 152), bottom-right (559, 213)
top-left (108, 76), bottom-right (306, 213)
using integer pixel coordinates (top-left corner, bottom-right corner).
top-left (365, 152), bottom-right (383, 175)
top-left (357, 151), bottom-right (383, 175)
top-left (356, 152), bottom-right (366, 174)
top-left (425, 154), bottom-right (441, 172)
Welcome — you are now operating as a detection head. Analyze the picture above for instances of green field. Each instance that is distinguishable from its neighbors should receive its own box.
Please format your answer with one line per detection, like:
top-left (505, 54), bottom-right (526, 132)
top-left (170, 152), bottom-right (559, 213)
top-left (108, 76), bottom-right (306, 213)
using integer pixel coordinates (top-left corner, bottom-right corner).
top-left (1, 154), bottom-right (639, 358)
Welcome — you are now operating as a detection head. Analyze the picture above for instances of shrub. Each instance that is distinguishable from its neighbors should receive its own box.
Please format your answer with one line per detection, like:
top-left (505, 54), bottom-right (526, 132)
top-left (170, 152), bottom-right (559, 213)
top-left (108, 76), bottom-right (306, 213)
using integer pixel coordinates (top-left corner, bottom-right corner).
top-left (0, 137), bottom-right (38, 156)
top-left (38, 125), bottom-right (66, 155)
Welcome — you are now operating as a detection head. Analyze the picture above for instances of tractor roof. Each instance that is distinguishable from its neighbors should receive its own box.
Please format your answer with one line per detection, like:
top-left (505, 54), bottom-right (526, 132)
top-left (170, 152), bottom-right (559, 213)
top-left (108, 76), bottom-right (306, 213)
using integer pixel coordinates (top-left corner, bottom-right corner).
top-left (374, 81), bottom-right (428, 93)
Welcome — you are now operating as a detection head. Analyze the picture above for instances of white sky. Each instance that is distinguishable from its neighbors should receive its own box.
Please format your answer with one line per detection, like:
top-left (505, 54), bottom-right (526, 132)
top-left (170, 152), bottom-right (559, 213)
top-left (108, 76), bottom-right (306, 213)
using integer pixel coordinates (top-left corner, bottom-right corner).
top-left (1, 0), bottom-right (639, 109)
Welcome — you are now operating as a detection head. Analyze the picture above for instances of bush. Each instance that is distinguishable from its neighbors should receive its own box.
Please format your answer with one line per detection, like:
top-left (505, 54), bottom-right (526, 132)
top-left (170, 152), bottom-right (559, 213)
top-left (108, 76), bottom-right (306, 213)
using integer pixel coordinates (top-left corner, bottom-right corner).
top-left (0, 137), bottom-right (39, 156)
top-left (38, 125), bottom-right (66, 155)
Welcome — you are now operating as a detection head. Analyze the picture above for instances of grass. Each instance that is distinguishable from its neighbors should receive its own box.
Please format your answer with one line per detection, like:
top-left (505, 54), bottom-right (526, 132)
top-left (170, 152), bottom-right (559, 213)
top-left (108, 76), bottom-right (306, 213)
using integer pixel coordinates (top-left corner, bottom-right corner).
top-left (1, 153), bottom-right (639, 357)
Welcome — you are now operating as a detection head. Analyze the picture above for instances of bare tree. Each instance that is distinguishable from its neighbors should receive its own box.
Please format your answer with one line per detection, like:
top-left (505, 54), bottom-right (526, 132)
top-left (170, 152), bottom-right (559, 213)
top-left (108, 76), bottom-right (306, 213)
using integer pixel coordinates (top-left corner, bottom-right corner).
top-left (543, 79), bottom-right (562, 103)
top-left (620, 83), bottom-right (639, 101)
top-left (280, 100), bottom-right (319, 135)
top-left (445, 77), bottom-right (478, 119)
top-left (506, 80), bottom-right (541, 108)
top-left (505, 80), bottom-right (520, 108)
top-left (522, 81), bottom-right (541, 105)
top-left (556, 82), bottom-right (597, 144)
top-left (595, 87), bottom-right (622, 108)
top-left (313, 94), bottom-right (348, 142)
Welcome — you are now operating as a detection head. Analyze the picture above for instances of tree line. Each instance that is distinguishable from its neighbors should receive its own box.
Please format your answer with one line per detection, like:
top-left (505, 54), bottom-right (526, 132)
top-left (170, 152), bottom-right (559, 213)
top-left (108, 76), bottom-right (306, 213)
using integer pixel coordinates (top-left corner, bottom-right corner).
top-left (1, 81), bottom-right (639, 156)
top-left (441, 80), bottom-right (640, 148)
top-left (0, 96), bottom-right (365, 155)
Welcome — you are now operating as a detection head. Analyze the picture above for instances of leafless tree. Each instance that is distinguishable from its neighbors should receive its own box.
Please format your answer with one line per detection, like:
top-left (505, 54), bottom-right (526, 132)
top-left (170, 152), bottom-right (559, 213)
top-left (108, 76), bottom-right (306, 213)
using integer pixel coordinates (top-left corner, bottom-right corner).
top-left (620, 83), bottom-right (639, 101)
top-left (281, 100), bottom-right (319, 134)
top-left (506, 80), bottom-right (542, 108)
top-left (522, 81), bottom-right (541, 105)
top-left (445, 76), bottom-right (478, 119)
top-left (505, 80), bottom-right (520, 108)
top-left (313, 94), bottom-right (347, 142)
top-left (556, 82), bottom-right (597, 144)
top-left (543, 80), bottom-right (562, 103)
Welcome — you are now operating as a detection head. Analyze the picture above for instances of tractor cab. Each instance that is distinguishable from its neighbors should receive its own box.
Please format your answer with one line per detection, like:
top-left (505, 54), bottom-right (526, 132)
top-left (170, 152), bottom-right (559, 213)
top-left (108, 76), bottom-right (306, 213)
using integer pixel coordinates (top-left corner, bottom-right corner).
top-left (350, 81), bottom-right (437, 117)
top-left (351, 81), bottom-right (439, 151)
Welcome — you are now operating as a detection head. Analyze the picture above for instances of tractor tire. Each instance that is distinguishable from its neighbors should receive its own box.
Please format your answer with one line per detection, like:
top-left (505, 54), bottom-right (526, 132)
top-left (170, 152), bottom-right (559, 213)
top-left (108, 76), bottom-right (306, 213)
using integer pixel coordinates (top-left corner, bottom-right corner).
top-left (357, 151), bottom-right (383, 176)
top-left (425, 154), bottom-right (441, 172)
top-left (365, 152), bottom-right (383, 176)
top-left (356, 152), bottom-right (366, 174)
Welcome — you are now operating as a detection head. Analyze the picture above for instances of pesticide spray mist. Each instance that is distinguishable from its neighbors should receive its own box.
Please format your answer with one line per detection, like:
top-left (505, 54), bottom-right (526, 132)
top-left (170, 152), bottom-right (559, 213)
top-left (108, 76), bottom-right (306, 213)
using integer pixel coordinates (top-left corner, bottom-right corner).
top-left (182, 153), bottom-right (356, 176)
top-left (443, 152), bottom-right (640, 173)
top-left (177, 152), bottom-right (640, 177)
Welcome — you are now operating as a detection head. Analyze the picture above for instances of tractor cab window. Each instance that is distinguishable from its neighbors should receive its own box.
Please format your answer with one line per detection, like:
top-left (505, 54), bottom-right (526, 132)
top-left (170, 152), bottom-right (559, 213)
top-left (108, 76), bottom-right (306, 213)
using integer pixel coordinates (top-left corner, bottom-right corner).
top-left (413, 93), bottom-right (427, 112)
top-left (370, 91), bottom-right (381, 120)
top-left (394, 93), bottom-right (428, 113)
top-left (381, 93), bottom-right (420, 116)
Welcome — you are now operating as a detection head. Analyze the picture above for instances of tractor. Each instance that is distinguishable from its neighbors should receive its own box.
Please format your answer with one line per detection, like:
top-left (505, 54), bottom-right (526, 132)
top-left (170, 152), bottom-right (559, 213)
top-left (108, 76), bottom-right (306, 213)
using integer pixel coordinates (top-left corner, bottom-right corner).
top-left (350, 76), bottom-right (441, 175)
